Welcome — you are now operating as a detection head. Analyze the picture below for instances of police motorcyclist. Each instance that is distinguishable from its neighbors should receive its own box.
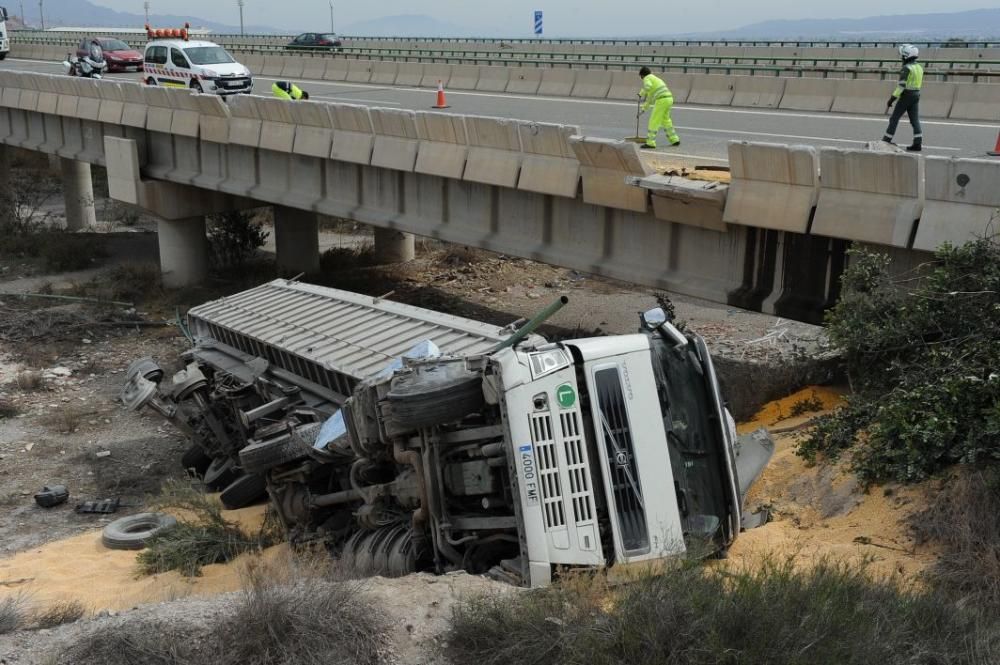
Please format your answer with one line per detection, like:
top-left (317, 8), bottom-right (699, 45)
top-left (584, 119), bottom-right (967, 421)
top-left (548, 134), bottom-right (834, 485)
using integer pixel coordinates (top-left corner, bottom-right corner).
top-left (272, 80), bottom-right (309, 101)
top-left (882, 44), bottom-right (924, 152)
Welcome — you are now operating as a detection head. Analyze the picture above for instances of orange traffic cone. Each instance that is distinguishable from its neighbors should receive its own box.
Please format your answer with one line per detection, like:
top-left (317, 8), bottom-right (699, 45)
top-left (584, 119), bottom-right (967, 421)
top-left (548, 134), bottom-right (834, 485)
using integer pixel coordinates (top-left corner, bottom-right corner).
top-left (989, 129), bottom-right (1000, 156)
top-left (433, 80), bottom-right (450, 109)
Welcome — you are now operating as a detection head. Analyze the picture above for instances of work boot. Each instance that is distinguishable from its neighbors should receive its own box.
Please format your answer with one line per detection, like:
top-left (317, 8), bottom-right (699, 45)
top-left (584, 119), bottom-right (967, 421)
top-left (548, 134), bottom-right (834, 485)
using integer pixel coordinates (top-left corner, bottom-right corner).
top-left (670, 140), bottom-right (681, 147)
top-left (882, 137), bottom-right (894, 145)
top-left (640, 144), bottom-right (656, 150)
top-left (906, 138), bottom-right (923, 152)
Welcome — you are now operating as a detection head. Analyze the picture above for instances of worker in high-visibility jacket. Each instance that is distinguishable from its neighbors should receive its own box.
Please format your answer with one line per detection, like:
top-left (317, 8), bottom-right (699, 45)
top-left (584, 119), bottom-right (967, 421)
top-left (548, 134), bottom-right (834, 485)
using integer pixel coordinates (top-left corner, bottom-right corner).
top-left (882, 44), bottom-right (924, 152)
top-left (638, 66), bottom-right (680, 150)
top-left (272, 80), bottom-right (309, 101)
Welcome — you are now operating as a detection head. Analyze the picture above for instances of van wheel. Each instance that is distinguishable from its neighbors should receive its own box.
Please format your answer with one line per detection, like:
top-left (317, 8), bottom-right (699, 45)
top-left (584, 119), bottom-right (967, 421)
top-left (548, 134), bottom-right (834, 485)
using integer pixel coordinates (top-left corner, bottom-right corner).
top-left (145, 77), bottom-right (156, 86)
top-left (191, 80), bottom-right (204, 93)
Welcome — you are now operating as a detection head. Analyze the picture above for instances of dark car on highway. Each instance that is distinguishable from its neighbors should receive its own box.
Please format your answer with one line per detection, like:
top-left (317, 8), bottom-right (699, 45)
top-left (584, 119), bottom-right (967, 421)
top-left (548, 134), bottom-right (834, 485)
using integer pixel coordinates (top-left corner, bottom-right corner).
top-left (76, 37), bottom-right (143, 72)
top-left (286, 33), bottom-right (343, 51)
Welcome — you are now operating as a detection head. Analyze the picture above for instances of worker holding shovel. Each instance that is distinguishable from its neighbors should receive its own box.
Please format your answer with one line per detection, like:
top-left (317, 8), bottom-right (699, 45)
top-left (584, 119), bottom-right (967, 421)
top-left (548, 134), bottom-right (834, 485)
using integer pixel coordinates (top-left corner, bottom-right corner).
top-left (638, 66), bottom-right (680, 150)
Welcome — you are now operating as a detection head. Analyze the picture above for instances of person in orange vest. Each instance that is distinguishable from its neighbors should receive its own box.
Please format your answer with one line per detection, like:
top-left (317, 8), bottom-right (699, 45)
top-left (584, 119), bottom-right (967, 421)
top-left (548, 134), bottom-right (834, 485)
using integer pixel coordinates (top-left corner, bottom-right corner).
top-left (272, 81), bottom-right (309, 101)
top-left (638, 66), bottom-right (680, 150)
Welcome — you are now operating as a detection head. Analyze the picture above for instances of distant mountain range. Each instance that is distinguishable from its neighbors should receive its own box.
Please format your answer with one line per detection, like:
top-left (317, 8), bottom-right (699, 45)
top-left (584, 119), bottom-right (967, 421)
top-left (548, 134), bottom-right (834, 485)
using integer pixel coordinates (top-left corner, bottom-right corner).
top-left (674, 9), bottom-right (1000, 41)
top-left (17, 0), bottom-right (277, 34)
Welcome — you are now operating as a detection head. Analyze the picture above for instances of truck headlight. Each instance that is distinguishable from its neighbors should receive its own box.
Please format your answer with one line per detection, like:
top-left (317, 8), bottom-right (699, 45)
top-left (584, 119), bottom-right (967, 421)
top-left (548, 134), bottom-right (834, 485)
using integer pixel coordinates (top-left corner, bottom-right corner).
top-left (529, 349), bottom-right (571, 379)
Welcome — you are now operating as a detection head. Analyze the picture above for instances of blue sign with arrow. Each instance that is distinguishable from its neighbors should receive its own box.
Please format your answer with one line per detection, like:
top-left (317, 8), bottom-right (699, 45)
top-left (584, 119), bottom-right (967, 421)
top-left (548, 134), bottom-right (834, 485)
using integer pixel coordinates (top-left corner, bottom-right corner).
top-left (534, 10), bottom-right (543, 35)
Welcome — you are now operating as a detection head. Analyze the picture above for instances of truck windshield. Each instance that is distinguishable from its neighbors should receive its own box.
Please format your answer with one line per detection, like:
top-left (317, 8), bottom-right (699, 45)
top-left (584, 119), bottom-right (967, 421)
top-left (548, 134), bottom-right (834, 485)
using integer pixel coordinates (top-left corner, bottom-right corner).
top-left (184, 47), bottom-right (235, 65)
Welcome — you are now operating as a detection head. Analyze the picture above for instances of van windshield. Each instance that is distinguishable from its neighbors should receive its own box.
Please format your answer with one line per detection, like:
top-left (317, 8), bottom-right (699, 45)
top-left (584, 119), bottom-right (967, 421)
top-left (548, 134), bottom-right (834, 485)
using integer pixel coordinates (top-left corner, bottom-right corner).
top-left (183, 47), bottom-right (234, 65)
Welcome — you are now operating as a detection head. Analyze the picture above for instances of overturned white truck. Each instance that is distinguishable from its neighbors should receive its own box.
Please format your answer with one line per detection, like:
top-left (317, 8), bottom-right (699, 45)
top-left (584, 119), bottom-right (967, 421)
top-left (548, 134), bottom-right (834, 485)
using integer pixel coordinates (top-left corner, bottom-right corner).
top-left (122, 280), bottom-right (772, 587)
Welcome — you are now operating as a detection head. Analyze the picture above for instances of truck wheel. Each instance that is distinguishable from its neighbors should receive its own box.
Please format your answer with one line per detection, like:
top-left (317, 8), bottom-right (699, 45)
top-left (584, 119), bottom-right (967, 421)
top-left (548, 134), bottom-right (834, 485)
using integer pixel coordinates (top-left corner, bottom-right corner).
top-left (220, 473), bottom-right (267, 509)
top-left (387, 364), bottom-right (484, 430)
top-left (203, 457), bottom-right (238, 490)
top-left (102, 513), bottom-right (177, 550)
top-left (239, 435), bottom-right (309, 475)
top-left (0, 53), bottom-right (7, 61)
top-left (181, 443), bottom-right (212, 477)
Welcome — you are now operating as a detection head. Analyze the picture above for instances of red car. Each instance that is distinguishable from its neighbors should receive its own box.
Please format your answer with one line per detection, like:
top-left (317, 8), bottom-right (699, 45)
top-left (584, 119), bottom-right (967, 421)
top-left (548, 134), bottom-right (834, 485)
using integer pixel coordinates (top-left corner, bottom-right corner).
top-left (75, 37), bottom-right (144, 72)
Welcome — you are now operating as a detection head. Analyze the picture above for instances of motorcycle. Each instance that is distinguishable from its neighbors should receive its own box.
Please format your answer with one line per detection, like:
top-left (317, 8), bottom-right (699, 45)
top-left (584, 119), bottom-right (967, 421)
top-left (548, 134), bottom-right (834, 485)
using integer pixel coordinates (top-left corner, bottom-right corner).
top-left (63, 42), bottom-right (107, 79)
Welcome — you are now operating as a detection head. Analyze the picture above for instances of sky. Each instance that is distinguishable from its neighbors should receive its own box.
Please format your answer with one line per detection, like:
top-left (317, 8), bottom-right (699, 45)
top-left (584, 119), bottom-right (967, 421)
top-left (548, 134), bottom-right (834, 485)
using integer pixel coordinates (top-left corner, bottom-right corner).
top-left (87, 0), bottom-right (1000, 35)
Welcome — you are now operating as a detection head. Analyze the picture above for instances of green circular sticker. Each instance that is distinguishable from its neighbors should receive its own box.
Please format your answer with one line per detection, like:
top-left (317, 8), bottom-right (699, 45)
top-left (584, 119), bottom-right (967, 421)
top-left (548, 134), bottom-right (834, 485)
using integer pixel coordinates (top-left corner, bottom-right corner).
top-left (556, 384), bottom-right (577, 409)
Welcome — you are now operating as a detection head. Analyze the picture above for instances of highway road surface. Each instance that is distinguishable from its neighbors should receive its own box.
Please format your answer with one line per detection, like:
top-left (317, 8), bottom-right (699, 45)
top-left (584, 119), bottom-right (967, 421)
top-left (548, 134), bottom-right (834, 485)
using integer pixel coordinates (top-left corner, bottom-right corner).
top-left (4, 57), bottom-right (997, 164)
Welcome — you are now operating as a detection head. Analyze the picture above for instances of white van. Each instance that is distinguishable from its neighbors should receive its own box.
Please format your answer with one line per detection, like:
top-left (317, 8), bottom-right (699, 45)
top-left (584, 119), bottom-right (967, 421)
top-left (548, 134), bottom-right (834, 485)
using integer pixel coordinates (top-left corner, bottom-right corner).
top-left (143, 37), bottom-right (252, 95)
top-left (0, 7), bottom-right (10, 61)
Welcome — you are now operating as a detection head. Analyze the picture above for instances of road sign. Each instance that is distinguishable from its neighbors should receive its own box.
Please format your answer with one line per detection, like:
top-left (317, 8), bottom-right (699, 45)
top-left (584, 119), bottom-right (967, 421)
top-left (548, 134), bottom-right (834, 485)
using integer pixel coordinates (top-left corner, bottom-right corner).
top-left (534, 10), bottom-right (543, 35)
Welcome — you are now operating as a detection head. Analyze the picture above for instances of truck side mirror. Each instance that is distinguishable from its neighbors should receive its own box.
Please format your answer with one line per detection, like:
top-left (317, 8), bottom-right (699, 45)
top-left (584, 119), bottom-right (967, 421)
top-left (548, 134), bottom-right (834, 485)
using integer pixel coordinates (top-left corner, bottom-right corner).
top-left (641, 307), bottom-right (668, 329)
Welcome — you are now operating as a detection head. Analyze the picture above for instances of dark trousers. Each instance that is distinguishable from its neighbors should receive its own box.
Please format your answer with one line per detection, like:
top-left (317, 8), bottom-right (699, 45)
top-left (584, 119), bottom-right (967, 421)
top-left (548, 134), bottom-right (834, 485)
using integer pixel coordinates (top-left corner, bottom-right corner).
top-left (884, 91), bottom-right (922, 142)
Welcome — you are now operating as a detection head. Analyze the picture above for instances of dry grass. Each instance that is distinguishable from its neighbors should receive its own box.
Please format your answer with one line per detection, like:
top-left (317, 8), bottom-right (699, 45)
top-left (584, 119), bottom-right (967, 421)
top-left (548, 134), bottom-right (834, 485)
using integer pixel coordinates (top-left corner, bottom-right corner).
top-left (0, 399), bottom-right (20, 420)
top-left (13, 370), bottom-right (46, 392)
top-left (32, 600), bottom-right (86, 629)
top-left (48, 407), bottom-right (89, 434)
top-left (53, 619), bottom-right (194, 664)
top-left (0, 594), bottom-right (27, 634)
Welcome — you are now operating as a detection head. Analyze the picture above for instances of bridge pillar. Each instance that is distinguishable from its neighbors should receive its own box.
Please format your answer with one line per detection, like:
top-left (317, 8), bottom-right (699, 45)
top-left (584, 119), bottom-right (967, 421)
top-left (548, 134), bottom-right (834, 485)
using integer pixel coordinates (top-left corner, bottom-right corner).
top-left (373, 228), bottom-right (415, 264)
top-left (60, 158), bottom-right (97, 231)
top-left (157, 216), bottom-right (209, 288)
top-left (274, 206), bottom-right (320, 276)
top-left (0, 145), bottom-right (10, 202)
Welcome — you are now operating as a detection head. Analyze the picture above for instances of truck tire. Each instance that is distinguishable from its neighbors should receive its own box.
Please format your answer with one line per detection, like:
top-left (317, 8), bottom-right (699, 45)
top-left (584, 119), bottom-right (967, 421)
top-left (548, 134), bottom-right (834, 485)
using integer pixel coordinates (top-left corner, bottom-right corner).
top-left (203, 457), bottom-right (238, 491)
top-left (102, 513), bottom-right (177, 550)
top-left (387, 364), bottom-right (484, 430)
top-left (0, 53), bottom-right (7, 61)
top-left (220, 474), bottom-right (267, 510)
top-left (239, 435), bottom-right (308, 475)
top-left (181, 443), bottom-right (212, 477)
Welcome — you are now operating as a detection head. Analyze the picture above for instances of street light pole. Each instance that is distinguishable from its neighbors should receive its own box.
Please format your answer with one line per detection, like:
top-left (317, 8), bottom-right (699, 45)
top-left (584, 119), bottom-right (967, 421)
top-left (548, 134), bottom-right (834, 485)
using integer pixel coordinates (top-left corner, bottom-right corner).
top-left (37, 0), bottom-right (43, 30)
top-left (329, 1), bottom-right (334, 33)
top-left (237, 0), bottom-right (245, 36)
top-left (144, 1), bottom-right (150, 24)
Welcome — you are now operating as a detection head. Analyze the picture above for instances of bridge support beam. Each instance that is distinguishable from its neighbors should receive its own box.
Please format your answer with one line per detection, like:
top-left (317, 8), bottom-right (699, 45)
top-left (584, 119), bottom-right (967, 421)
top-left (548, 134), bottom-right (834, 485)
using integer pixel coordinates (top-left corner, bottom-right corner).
top-left (0, 145), bottom-right (10, 202)
top-left (274, 206), bottom-right (320, 276)
top-left (157, 216), bottom-right (209, 288)
top-left (60, 158), bottom-right (97, 231)
top-left (373, 228), bottom-right (415, 264)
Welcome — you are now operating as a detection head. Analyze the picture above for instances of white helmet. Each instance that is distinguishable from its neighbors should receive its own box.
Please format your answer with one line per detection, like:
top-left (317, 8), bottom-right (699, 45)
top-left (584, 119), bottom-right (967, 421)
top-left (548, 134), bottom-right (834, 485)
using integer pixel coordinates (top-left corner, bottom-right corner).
top-left (899, 44), bottom-right (919, 60)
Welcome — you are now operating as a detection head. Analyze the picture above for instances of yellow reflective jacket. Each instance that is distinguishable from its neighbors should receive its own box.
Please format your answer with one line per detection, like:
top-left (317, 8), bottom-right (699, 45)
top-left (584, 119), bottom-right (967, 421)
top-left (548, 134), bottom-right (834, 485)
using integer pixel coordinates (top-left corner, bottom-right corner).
top-left (640, 74), bottom-right (673, 112)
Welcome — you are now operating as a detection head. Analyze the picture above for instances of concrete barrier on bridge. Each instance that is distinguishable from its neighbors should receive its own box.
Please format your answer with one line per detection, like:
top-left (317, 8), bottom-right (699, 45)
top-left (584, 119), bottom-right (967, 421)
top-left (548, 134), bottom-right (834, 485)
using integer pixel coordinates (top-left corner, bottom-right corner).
top-left (476, 66), bottom-right (511, 92)
top-left (687, 75), bottom-right (736, 106)
top-left (517, 121), bottom-right (580, 198)
top-left (120, 81), bottom-right (148, 128)
top-left (395, 63), bottom-right (425, 87)
top-left (302, 57), bottom-right (327, 81)
top-left (256, 96), bottom-right (299, 153)
top-left (329, 103), bottom-right (375, 164)
top-left (506, 67), bottom-right (543, 94)
top-left (415, 111), bottom-right (469, 179)
top-left (96, 79), bottom-right (125, 126)
top-left (35, 74), bottom-right (60, 116)
top-left (570, 70), bottom-right (613, 98)
top-left (661, 73), bottom-right (693, 104)
top-left (226, 94), bottom-right (263, 147)
top-left (281, 56), bottom-right (306, 79)
top-left (290, 100), bottom-right (335, 158)
top-left (322, 58), bottom-right (350, 81)
top-left (813, 149), bottom-right (924, 248)
top-left (163, 87), bottom-right (202, 138)
top-left (730, 76), bottom-right (786, 109)
top-left (779, 78), bottom-right (836, 112)
top-left (448, 64), bottom-right (480, 90)
top-left (723, 141), bottom-right (819, 233)
top-left (606, 71), bottom-right (639, 101)
top-left (569, 137), bottom-right (652, 213)
top-left (243, 53), bottom-right (265, 74)
top-left (262, 55), bottom-right (285, 77)
top-left (831, 79), bottom-right (891, 115)
top-left (370, 108), bottom-right (420, 171)
top-left (347, 59), bottom-right (375, 83)
top-left (949, 83), bottom-right (1000, 121)
top-left (142, 85), bottom-right (175, 134)
top-left (420, 65), bottom-right (453, 88)
top-left (919, 82), bottom-right (957, 119)
top-left (915, 157), bottom-right (1000, 251)
top-left (370, 61), bottom-right (399, 85)
top-left (464, 115), bottom-right (523, 187)
top-left (196, 93), bottom-right (231, 144)
top-left (537, 68), bottom-right (577, 97)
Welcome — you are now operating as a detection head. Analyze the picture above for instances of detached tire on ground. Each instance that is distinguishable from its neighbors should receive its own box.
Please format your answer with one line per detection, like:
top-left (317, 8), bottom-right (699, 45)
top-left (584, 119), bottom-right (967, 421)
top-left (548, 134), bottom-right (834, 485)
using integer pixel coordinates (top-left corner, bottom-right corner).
top-left (220, 473), bottom-right (267, 510)
top-left (102, 513), bottom-right (177, 551)
top-left (387, 362), bottom-right (485, 431)
top-left (239, 434), bottom-right (310, 475)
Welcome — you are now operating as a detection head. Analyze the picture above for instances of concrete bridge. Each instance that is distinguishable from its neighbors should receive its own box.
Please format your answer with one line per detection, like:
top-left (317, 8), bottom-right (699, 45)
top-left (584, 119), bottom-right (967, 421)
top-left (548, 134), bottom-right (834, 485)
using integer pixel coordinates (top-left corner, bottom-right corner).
top-left (0, 69), bottom-right (997, 325)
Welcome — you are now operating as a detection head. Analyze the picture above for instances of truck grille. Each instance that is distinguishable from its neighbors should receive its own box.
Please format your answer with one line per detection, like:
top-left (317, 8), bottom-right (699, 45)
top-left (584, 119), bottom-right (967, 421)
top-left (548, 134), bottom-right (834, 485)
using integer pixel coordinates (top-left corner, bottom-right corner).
top-left (594, 368), bottom-right (649, 555)
top-left (560, 411), bottom-right (594, 524)
top-left (531, 413), bottom-right (565, 530)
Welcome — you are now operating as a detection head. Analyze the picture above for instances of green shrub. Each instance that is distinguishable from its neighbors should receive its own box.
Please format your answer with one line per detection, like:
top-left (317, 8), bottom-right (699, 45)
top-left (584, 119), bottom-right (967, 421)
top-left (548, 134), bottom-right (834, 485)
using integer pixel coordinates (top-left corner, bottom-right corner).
top-left (798, 238), bottom-right (1000, 483)
top-left (207, 211), bottom-right (269, 271)
top-left (449, 558), bottom-right (999, 665)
